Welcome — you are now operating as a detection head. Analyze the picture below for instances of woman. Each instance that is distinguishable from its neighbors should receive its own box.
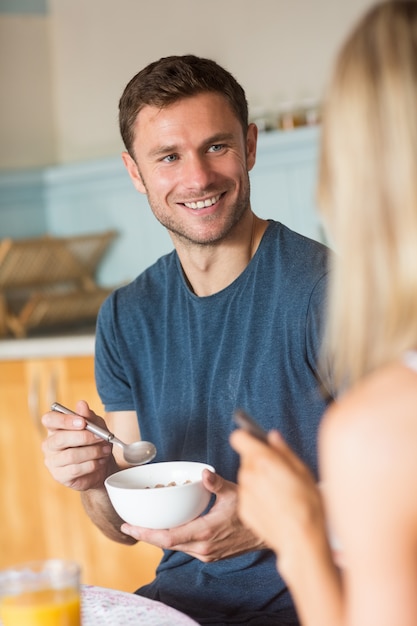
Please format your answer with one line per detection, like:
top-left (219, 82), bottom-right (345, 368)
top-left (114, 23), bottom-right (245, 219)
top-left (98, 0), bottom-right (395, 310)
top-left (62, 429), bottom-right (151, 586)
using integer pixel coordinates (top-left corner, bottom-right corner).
top-left (230, 2), bottom-right (417, 625)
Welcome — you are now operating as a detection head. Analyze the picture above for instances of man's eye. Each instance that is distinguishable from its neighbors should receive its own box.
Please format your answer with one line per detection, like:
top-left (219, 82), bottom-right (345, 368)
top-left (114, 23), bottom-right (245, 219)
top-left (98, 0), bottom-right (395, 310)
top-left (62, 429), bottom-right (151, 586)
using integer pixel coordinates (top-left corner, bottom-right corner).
top-left (163, 154), bottom-right (178, 163)
top-left (208, 144), bottom-right (224, 153)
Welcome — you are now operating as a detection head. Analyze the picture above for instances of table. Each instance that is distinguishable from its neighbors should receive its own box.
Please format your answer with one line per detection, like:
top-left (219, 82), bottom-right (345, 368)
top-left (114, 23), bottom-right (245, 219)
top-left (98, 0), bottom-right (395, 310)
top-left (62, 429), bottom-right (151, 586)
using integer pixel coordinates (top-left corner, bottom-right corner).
top-left (81, 585), bottom-right (199, 625)
top-left (0, 585), bottom-right (199, 626)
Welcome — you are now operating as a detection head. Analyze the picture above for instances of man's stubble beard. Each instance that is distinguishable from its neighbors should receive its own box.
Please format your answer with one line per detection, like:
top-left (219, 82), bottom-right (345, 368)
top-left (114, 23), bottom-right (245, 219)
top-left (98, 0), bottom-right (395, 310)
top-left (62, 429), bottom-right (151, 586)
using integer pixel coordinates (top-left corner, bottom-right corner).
top-left (141, 174), bottom-right (252, 248)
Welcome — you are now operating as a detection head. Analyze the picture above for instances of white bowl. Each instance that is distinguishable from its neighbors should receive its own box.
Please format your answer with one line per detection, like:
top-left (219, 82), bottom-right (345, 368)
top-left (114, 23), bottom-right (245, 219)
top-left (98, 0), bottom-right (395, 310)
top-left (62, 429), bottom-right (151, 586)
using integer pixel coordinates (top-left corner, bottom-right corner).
top-left (105, 461), bottom-right (215, 529)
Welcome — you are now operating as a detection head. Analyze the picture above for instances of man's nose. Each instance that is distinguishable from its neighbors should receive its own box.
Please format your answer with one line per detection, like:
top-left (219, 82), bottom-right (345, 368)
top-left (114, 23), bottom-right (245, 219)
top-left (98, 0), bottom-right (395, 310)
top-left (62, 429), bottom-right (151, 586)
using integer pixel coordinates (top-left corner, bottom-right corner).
top-left (182, 154), bottom-right (212, 189)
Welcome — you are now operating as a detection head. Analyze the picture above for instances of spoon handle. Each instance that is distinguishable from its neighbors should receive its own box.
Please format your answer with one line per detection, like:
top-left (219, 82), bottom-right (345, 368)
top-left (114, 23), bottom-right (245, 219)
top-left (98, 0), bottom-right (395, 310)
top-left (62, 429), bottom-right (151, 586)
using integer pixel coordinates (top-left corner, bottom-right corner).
top-left (51, 402), bottom-right (115, 444)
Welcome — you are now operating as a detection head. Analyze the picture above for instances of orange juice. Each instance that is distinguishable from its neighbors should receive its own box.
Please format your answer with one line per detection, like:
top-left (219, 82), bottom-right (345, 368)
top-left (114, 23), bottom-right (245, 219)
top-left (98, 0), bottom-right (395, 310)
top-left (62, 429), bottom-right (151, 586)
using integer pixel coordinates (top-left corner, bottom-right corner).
top-left (0, 587), bottom-right (81, 626)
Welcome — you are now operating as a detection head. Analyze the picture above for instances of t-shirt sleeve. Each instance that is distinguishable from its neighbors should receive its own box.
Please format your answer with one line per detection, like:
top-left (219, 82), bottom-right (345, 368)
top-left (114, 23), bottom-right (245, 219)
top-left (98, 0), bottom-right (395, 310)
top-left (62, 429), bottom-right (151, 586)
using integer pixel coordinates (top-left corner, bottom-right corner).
top-left (305, 270), bottom-right (334, 398)
top-left (95, 293), bottom-right (136, 412)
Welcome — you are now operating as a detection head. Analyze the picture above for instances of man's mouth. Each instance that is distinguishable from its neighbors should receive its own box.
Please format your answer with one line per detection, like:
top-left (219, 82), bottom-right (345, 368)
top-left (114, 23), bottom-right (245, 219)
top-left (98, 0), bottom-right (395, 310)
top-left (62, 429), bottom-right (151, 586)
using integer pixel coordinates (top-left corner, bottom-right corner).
top-left (183, 194), bottom-right (221, 210)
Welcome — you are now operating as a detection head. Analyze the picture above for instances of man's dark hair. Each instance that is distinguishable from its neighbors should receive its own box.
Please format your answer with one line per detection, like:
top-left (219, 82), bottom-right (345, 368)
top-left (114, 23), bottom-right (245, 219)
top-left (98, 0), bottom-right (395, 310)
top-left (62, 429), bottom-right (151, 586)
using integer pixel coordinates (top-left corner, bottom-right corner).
top-left (119, 54), bottom-right (249, 157)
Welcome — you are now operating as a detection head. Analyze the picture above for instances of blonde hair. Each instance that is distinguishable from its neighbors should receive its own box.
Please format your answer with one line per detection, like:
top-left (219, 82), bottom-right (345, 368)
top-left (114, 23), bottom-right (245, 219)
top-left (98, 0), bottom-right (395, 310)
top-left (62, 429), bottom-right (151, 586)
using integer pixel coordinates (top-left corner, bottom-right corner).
top-left (318, 0), bottom-right (417, 390)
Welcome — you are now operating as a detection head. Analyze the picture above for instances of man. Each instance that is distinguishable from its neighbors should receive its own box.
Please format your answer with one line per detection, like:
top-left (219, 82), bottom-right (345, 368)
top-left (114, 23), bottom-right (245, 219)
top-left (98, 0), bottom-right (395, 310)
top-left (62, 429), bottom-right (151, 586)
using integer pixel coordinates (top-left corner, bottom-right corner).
top-left (42, 55), bottom-right (331, 625)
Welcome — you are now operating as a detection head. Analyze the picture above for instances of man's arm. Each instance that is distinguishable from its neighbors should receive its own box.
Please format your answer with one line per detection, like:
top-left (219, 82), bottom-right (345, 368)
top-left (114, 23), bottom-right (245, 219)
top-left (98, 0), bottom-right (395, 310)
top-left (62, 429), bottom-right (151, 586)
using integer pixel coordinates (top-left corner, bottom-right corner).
top-left (42, 401), bottom-right (140, 545)
top-left (43, 401), bottom-right (267, 559)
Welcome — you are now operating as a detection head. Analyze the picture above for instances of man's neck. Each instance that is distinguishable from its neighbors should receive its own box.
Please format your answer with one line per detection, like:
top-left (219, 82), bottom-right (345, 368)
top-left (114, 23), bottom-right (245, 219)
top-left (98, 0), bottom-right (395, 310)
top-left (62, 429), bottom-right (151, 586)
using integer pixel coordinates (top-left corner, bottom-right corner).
top-left (173, 214), bottom-right (268, 297)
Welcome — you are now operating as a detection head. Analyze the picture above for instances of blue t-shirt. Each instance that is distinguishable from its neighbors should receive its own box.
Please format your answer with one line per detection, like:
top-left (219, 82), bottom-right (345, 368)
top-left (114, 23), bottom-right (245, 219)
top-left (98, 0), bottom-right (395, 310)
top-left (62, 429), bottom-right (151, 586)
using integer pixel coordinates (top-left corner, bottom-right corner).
top-left (95, 220), bottom-right (331, 625)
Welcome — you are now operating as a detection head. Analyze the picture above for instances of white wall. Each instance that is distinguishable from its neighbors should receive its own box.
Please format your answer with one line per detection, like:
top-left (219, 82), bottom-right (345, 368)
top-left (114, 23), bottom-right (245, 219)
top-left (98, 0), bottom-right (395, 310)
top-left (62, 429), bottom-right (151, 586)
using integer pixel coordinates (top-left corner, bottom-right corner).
top-left (0, 14), bottom-right (56, 168)
top-left (1, 0), bottom-right (376, 169)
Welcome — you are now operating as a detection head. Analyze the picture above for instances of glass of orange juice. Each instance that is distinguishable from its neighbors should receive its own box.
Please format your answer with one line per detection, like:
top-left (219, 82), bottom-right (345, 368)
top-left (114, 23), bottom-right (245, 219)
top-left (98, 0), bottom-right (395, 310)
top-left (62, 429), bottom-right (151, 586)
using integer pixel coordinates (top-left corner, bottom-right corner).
top-left (0, 559), bottom-right (81, 626)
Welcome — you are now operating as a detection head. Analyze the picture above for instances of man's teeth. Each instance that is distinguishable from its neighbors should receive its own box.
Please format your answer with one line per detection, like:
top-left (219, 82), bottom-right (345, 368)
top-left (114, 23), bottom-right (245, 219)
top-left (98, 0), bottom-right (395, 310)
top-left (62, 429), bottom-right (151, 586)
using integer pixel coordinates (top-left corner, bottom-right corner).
top-left (184, 195), bottom-right (220, 209)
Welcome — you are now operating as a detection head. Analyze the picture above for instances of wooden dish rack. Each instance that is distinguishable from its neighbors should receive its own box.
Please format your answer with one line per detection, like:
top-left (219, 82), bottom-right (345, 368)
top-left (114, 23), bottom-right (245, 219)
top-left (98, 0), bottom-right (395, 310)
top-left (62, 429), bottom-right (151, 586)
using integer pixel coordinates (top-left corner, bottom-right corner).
top-left (0, 230), bottom-right (117, 338)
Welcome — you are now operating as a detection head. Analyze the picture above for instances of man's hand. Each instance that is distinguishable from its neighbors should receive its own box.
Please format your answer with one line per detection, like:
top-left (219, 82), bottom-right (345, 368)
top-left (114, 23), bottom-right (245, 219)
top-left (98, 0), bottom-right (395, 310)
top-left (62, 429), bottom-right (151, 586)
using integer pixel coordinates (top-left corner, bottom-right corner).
top-left (41, 399), bottom-right (117, 491)
top-left (120, 469), bottom-right (266, 561)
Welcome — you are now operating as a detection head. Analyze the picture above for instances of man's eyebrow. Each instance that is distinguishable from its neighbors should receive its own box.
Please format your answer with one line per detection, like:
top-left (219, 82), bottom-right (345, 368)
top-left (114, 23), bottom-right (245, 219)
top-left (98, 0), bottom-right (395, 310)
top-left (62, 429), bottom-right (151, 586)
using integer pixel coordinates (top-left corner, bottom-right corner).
top-left (148, 144), bottom-right (178, 159)
top-left (205, 132), bottom-right (235, 145)
top-left (147, 132), bottom-right (236, 159)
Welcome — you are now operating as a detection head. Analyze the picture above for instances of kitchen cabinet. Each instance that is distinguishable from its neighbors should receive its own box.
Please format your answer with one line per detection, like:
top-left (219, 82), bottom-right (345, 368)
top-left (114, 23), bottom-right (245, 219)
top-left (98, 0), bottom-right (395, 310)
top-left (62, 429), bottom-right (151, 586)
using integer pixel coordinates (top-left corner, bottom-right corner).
top-left (0, 353), bottom-right (162, 592)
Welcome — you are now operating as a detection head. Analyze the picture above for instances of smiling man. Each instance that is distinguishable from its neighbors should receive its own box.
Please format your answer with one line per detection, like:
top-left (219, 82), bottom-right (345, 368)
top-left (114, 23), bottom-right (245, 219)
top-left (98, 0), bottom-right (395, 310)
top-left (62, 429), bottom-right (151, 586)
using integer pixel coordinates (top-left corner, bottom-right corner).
top-left (42, 55), bottom-right (332, 626)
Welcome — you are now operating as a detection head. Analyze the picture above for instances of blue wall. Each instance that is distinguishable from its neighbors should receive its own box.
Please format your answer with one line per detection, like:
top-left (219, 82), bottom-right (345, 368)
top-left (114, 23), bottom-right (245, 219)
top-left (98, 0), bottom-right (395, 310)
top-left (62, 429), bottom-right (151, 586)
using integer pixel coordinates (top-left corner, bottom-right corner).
top-left (0, 127), bottom-right (323, 287)
top-left (0, 0), bottom-right (48, 14)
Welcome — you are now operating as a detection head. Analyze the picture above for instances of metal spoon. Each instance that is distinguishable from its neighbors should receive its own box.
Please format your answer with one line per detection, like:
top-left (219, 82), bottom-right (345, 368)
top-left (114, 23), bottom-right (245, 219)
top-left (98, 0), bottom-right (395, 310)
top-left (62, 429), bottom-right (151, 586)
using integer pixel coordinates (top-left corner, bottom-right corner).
top-left (51, 402), bottom-right (157, 466)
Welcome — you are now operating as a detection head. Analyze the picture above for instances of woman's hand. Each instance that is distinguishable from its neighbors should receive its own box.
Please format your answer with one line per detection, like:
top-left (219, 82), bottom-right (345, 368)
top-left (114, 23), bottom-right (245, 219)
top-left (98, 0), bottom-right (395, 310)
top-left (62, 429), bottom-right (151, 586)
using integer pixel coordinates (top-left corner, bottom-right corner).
top-left (230, 429), bottom-right (325, 563)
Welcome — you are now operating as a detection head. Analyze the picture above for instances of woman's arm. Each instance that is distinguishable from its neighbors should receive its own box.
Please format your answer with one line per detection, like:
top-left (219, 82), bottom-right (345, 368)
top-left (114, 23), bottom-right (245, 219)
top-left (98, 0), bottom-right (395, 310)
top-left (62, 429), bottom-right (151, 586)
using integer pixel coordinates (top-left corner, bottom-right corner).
top-left (320, 363), bottom-right (417, 626)
top-left (230, 428), bottom-right (343, 626)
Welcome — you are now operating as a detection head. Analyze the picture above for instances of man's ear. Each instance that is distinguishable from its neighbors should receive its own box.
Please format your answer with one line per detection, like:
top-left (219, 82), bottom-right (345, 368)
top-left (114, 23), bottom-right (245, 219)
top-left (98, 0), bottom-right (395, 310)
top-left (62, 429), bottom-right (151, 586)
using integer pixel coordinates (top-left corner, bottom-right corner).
top-left (246, 123), bottom-right (258, 173)
top-left (121, 152), bottom-right (146, 194)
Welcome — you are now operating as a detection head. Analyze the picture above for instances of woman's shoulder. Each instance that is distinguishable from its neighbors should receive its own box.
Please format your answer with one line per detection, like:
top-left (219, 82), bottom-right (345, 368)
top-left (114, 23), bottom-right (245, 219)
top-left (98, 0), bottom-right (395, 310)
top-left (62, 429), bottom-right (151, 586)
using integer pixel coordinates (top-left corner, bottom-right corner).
top-left (320, 359), bottom-right (417, 489)
top-left (322, 359), bottom-right (417, 428)
top-left (319, 360), bottom-right (417, 588)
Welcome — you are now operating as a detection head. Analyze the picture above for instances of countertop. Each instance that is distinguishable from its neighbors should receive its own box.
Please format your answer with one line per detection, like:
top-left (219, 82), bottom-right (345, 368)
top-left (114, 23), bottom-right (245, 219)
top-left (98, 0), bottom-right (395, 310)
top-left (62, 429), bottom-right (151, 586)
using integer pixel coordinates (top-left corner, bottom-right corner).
top-left (0, 332), bottom-right (95, 361)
